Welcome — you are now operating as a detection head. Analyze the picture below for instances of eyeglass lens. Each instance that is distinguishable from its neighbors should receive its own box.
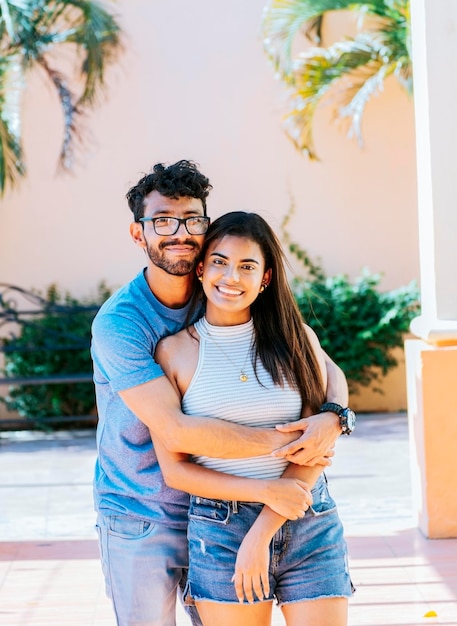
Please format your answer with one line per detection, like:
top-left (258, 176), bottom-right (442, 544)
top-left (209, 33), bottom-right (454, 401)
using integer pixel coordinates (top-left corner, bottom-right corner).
top-left (154, 217), bottom-right (208, 235)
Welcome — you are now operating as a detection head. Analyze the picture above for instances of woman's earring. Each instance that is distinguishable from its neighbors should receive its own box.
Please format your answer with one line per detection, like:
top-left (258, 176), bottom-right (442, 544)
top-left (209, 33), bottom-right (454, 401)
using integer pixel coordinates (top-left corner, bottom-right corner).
top-left (198, 274), bottom-right (203, 282)
top-left (259, 283), bottom-right (266, 293)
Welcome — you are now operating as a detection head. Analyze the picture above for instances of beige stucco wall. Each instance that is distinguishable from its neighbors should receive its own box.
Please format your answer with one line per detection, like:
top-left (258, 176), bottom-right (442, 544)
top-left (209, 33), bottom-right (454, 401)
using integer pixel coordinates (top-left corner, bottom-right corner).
top-left (0, 1), bottom-right (418, 413)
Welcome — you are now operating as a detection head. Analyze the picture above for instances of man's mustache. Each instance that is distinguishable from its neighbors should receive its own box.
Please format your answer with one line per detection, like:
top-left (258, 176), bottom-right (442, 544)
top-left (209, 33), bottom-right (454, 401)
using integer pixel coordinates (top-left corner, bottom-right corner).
top-left (159, 239), bottom-right (199, 250)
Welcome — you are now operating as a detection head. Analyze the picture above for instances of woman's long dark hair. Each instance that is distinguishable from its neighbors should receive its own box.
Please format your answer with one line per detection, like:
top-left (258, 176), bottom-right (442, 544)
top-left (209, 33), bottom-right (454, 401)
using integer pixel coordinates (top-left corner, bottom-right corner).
top-left (189, 211), bottom-right (325, 412)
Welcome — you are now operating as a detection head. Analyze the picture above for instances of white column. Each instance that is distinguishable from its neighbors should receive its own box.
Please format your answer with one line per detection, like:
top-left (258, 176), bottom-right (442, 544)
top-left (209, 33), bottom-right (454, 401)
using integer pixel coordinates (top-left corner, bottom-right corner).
top-left (407, 0), bottom-right (457, 538)
top-left (410, 0), bottom-right (457, 345)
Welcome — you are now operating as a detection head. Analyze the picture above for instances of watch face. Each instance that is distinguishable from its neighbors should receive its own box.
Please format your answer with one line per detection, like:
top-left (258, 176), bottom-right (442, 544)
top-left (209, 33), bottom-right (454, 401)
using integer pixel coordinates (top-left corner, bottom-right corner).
top-left (341, 408), bottom-right (356, 433)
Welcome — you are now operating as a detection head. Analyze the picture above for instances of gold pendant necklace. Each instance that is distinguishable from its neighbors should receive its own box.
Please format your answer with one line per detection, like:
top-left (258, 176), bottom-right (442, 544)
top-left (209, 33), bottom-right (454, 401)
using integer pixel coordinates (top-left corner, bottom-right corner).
top-left (205, 327), bottom-right (253, 383)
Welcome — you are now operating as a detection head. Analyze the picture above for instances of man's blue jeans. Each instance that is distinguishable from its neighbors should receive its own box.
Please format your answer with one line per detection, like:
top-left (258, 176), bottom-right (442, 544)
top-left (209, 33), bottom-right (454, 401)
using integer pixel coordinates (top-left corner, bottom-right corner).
top-left (96, 512), bottom-right (201, 626)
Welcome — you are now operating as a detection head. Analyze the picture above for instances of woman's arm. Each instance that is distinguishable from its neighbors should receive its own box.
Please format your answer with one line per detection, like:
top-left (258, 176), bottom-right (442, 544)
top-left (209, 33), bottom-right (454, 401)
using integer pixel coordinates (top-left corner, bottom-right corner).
top-left (153, 437), bottom-right (313, 520)
top-left (232, 461), bottom-right (324, 603)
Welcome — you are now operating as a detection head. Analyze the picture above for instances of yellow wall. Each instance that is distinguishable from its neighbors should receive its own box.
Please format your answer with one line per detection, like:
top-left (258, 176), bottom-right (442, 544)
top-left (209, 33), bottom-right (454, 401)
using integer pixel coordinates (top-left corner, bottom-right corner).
top-left (351, 348), bottom-right (409, 413)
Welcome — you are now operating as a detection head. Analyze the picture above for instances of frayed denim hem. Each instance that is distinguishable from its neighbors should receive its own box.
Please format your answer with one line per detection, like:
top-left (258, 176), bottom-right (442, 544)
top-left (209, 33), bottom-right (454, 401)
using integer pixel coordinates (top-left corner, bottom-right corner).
top-left (193, 596), bottom-right (275, 606)
top-left (185, 581), bottom-right (275, 605)
top-left (277, 583), bottom-right (356, 607)
top-left (185, 579), bottom-right (356, 606)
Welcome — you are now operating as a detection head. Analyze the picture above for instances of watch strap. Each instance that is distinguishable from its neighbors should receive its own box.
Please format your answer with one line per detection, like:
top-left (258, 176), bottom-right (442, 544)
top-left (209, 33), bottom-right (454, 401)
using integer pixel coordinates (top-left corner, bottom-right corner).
top-left (319, 402), bottom-right (344, 416)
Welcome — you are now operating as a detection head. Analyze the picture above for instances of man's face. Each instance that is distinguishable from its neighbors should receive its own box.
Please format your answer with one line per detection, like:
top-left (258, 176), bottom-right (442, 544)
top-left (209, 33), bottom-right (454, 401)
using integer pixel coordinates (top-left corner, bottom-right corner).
top-left (138, 191), bottom-right (206, 276)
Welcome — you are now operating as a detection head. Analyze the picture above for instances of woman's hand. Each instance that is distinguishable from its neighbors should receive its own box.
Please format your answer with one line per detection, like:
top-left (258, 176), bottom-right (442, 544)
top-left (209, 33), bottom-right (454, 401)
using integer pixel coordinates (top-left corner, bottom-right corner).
top-left (232, 528), bottom-right (271, 603)
top-left (259, 477), bottom-right (312, 520)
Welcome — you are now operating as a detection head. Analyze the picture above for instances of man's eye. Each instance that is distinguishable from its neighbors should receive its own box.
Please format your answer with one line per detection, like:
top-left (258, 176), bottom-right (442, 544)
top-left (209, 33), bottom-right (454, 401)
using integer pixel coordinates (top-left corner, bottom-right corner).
top-left (156, 218), bottom-right (171, 225)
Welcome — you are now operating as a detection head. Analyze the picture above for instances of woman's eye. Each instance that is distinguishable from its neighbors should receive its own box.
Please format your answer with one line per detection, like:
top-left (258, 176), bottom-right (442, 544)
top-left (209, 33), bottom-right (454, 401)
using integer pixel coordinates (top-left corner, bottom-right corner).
top-left (242, 265), bottom-right (255, 271)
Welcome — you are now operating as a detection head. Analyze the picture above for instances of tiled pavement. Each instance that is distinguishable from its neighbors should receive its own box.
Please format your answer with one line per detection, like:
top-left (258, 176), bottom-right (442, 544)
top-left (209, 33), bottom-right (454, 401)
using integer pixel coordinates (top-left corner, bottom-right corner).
top-left (0, 413), bottom-right (456, 625)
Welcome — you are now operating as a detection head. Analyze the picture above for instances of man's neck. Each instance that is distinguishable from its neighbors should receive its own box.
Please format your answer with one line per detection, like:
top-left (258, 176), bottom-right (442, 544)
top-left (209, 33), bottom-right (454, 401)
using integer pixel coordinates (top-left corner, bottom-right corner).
top-left (144, 266), bottom-right (194, 309)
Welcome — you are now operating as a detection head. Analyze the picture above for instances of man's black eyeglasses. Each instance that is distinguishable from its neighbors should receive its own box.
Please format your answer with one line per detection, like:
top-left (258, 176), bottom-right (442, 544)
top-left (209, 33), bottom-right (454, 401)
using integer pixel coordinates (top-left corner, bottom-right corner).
top-left (139, 216), bottom-right (210, 236)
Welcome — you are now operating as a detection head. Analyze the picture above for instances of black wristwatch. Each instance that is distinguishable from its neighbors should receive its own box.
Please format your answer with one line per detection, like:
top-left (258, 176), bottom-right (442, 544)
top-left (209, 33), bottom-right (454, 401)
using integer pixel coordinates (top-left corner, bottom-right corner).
top-left (319, 402), bottom-right (356, 435)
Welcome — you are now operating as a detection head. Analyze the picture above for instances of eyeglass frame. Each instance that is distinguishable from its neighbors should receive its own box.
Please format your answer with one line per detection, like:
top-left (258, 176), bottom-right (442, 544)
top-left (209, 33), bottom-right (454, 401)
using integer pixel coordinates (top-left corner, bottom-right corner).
top-left (138, 215), bottom-right (210, 236)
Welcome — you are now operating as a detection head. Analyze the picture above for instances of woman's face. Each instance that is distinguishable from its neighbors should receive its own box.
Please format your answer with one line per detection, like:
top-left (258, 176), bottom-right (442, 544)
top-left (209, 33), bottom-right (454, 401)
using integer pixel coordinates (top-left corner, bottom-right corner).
top-left (199, 235), bottom-right (271, 325)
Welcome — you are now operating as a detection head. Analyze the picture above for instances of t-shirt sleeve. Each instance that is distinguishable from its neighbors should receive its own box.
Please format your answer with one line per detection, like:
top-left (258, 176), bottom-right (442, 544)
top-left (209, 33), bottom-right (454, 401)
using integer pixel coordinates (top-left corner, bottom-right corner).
top-left (91, 311), bottom-right (164, 392)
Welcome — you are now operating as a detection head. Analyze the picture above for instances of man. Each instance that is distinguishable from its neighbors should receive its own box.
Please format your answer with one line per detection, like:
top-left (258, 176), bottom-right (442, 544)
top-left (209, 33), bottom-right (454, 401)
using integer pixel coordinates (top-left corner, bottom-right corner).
top-left (91, 160), bottom-right (351, 626)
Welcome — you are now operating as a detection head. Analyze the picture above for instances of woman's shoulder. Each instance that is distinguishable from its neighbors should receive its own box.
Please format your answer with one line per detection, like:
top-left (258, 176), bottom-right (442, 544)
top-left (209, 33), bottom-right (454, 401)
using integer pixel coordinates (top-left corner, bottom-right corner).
top-left (156, 325), bottom-right (200, 390)
top-left (156, 325), bottom-right (199, 362)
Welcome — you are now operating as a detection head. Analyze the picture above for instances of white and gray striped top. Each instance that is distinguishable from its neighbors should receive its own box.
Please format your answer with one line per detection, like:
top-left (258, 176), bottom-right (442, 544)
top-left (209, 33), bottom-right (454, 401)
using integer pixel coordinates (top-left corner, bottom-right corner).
top-left (182, 317), bottom-right (302, 480)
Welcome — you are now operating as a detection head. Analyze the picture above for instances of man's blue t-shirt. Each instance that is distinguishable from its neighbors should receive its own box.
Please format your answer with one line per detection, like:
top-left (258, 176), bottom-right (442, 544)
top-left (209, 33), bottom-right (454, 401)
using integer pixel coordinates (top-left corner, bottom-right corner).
top-left (91, 269), bottom-right (198, 530)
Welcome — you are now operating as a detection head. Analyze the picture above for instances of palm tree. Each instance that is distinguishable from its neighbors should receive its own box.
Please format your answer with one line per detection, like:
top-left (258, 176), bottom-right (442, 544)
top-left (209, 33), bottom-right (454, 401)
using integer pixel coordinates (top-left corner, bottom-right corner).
top-left (0, 0), bottom-right (122, 194)
top-left (262, 0), bottom-right (412, 159)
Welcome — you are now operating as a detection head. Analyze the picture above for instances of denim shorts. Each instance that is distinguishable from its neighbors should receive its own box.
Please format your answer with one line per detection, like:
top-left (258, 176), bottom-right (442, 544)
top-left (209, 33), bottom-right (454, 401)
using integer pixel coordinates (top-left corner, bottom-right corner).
top-left (186, 475), bottom-right (353, 605)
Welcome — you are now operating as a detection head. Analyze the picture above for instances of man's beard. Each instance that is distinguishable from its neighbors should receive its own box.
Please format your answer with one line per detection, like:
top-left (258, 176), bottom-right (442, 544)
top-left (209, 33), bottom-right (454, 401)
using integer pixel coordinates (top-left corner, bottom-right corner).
top-left (146, 239), bottom-right (201, 276)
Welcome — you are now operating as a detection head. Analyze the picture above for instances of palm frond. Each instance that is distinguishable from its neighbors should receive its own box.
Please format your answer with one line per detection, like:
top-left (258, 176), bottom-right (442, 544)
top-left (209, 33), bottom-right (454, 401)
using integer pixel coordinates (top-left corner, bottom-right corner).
top-left (367, 15), bottom-right (412, 92)
top-left (303, 16), bottom-right (323, 45)
top-left (333, 30), bottom-right (410, 141)
top-left (283, 95), bottom-right (321, 160)
top-left (0, 0), bottom-right (18, 39)
top-left (263, 0), bottom-right (411, 159)
top-left (39, 0), bottom-right (123, 105)
top-left (0, 0), bottom-right (33, 64)
top-left (8, 1), bottom-right (122, 102)
top-left (0, 118), bottom-right (24, 192)
top-left (0, 55), bottom-right (25, 192)
top-left (336, 59), bottom-right (393, 144)
top-left (38, 58), bottom-right (84, 170)
top-left (0, 0), bottom-right (123, 194)
top-left (283, 37), bottom-right (379, 157)
top-left (262, 0), bottom-right (385, 76)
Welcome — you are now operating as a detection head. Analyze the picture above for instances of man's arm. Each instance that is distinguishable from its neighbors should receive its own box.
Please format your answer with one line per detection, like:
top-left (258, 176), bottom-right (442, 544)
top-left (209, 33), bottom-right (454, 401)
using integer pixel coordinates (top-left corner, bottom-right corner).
top-left (323, 350), bottom-right (349, 407)
top-left (119, 344), bottom-right (347, 464)
top-left (117, 322), bottom-right (345, 463)
top-left (272, 350), bottom-right (349, 465)
top-left (93, 312), bottom-right (301, 461)
top-left (119, 376), bottom-right (298, 459)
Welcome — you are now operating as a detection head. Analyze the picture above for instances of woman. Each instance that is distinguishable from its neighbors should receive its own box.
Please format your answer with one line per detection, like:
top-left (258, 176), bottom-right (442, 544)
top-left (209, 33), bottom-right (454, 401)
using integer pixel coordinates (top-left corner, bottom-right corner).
top-left (154, 212), bottom-right (353, 626)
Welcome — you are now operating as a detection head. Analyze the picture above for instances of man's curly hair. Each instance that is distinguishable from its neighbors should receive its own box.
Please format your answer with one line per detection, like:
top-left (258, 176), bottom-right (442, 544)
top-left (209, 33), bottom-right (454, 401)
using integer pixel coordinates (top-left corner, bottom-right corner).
top-left (126, 160), bottom-right (212, 221)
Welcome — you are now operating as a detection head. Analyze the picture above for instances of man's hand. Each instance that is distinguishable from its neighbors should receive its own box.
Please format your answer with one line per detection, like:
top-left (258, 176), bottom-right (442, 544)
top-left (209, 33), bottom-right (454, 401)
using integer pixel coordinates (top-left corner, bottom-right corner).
top-left (272, 411), bottom-right (341, 466)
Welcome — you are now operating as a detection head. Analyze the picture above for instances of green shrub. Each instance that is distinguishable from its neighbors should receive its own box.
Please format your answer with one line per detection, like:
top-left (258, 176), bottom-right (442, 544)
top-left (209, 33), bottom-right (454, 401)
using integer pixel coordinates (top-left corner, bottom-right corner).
top-left (283, 218), bottom-right (421, 394)
top-left (0, 282), bottom-right (111, 427)
top-left (293, 271), bottom-right (420, 393)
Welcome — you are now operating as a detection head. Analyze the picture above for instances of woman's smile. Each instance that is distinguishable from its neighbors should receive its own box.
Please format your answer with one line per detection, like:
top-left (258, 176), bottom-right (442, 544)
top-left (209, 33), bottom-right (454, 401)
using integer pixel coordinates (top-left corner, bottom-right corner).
top-left (216, 285), bottom-right (244, 297)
